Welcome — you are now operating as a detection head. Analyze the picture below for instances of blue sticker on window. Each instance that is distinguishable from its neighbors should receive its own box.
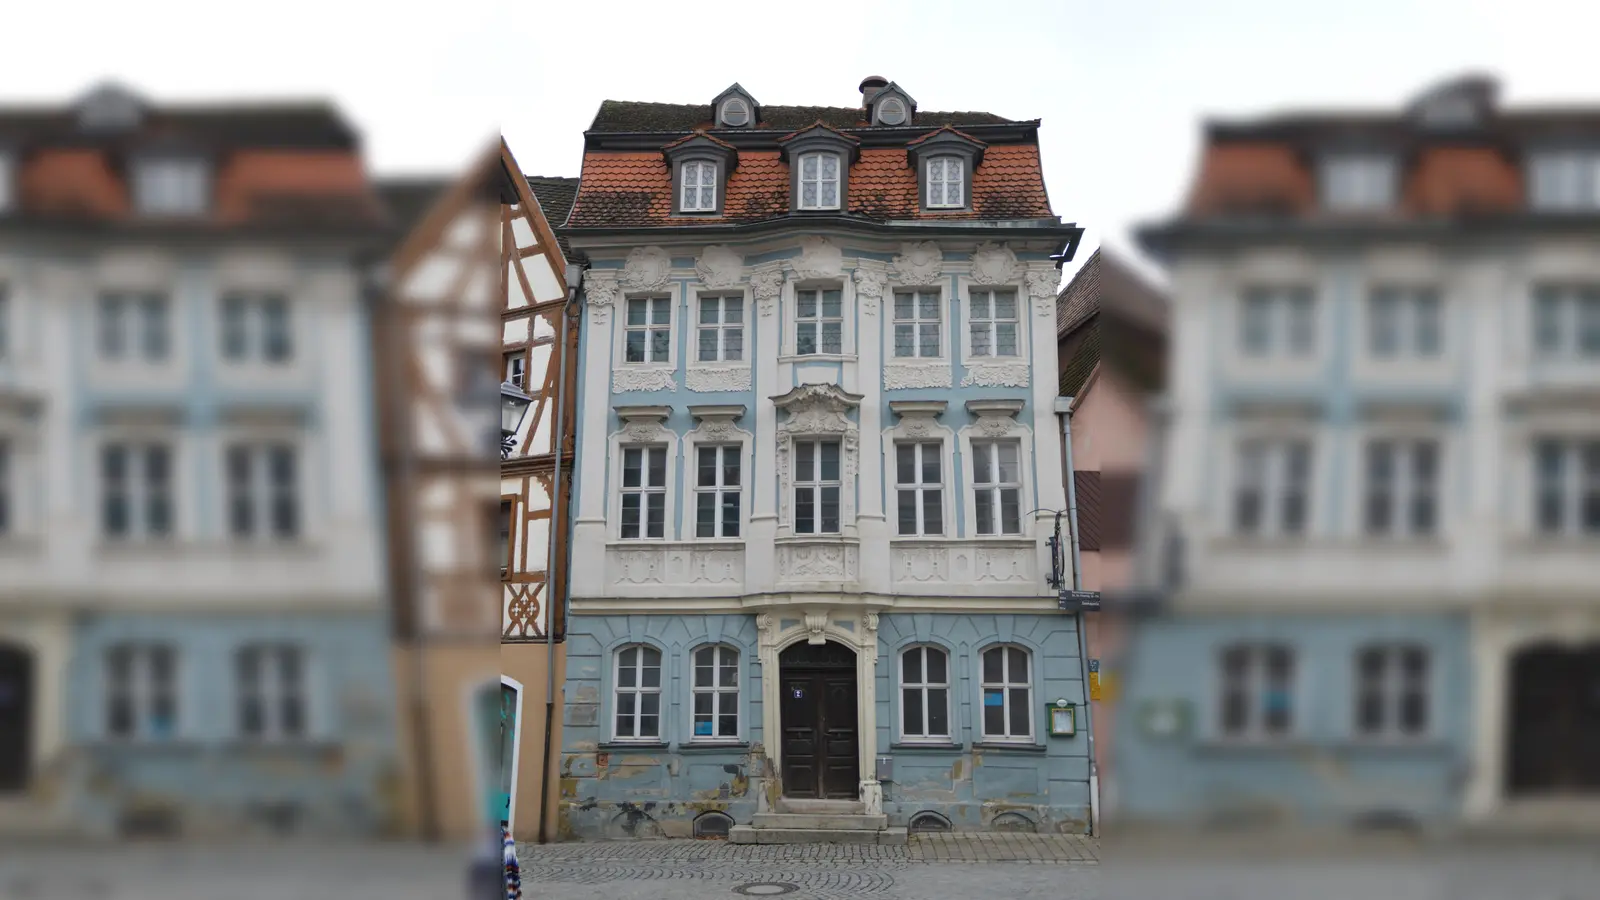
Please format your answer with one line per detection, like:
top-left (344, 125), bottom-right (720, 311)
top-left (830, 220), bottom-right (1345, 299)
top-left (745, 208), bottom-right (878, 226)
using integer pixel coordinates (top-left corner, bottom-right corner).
top-left (694, 721), bottom-right (713, 736)
top-left (983, 692), bottom-right (1004, 707)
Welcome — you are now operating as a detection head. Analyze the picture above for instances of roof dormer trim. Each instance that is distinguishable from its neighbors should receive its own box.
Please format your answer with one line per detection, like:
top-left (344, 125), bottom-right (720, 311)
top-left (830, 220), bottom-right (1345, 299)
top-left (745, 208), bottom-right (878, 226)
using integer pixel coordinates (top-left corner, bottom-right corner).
top-left (868, 82), bottom-right (918, 127)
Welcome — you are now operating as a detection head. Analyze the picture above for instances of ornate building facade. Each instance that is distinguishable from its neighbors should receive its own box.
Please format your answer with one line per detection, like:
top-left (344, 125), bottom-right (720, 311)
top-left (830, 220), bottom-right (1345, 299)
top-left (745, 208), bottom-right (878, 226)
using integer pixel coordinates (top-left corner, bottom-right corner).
top-left (555, 78), bottom-right (1089, 840)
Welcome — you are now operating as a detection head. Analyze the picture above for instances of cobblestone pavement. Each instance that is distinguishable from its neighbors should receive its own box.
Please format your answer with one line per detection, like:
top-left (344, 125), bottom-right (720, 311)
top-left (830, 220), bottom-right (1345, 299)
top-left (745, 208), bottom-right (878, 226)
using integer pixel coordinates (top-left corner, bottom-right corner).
top-left (517, 835), bottom-right (1102, 900)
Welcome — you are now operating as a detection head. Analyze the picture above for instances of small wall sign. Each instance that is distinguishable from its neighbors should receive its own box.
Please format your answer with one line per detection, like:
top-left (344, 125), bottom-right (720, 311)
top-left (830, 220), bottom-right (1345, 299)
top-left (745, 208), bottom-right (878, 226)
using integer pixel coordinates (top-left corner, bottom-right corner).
top-left (790, 687), bottom-right (805, 699)
top-left (1047, 699), bottom-right (1077, 737)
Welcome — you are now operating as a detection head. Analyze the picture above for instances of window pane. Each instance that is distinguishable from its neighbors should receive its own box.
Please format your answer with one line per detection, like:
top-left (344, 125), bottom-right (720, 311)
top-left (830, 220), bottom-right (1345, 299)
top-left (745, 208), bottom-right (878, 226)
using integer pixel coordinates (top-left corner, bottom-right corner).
top-left (802, 182), bottom-right (818, 207)
top-left (971, 443), bottom-right (991, 485)
top-left (975, 489), bottom-right (994, 535)
top-left (725, 302), bottom-right (742, 324)
top-left (895, 293), bottom-right (914, 319)
top-left (696, 493), bottom-right (716, 538)
top-left (651, 298), bottom-right (670, 325)
top-left (820, 441), bottom-right (840, 481)
top-left (983, 693), bottom-right (1004, 736)
top-left (699, 298), bottom-right (719, 324)
top-left (927, 688), bottom-right (949, 736)
top-left (618, 649), bottom-right (637, 685)
top-left (650, 328), bottom-right (670, 360)
top-left (1414, 293), bottom-right (1441, 355)
top-left (619, 495), bottom-right (640, 539)
top-left (795, 440), bottom-right (814, 480)
top-left (795, 487), bottom-right (814, 533)
top-left (796, 322), bottom-right (817, 355)
top-left (698, 328), bottom-right (718, 361)
top-left (994, 292), bottom-right (1016, 319)
top-left (723, 449), bottom-right (741, 487)
top-left (822, 290), bottom-right (842, 318)
top-left (720, 656), bottom-right (738, 688)
top-left (624, 331), bottom-right (645, 362)
top-left (982, 648), bottom-right (1002, 683)
top-left (997, 443), bottom-right (1020, 482)
top-left (1000, 489), bottom-right (1021, 534)
top-left (646, 494), bottom-right (665, 538)
top-left (697, 447), bottom-right (717, 487)
top-left (724, 328), bottom-right (743, 361)
top-left (821, 322), bottom-right (842, 354)
top-left (902, 689), bottom-right (924, 736)
top-left (627, 298), bottom-right (648, 326)
top-left (721, 492), bottom-right (740, 537)
top-left (1007, 647), bottom-right (1028, 680)
top-left (996, 322), bottom-right (1018, 356)
top-left (820, 486), bottom-right (840, 533)
top-left (647, 447), bottom-right (666, 486)
top-left (902, 649), bottom-right (923, 683)
top-left (1008, 688), bottom-right (1029, 736)
top-left (797, 291), bottom-right (817, 319)
top-left (927, 649), bottom-right (947, 684)
top-left (894, 323), bottom-right (914, 357)
top-left (971, 322), bottom-right (992, 357)
top-left (896, 444), bottom-right (915, 484)
top-left (641, 648), bottom-right (661, 681)
top-left (221, 296), bottom-right (247, 359)
top-left (922, 490), bottom-right (943, 535)
top-left (897, 490), bottom-right (917, 535)
top-left (918, 292), bottom-right (939, 320)
top-left (918, 323), bottom-right (939, 357)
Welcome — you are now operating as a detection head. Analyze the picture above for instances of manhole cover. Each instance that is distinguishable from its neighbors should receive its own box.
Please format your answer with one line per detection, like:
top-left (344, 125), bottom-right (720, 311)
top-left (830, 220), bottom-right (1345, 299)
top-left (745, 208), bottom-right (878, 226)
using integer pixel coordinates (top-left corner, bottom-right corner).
top-left (733, 883), bottom-right (799, 896)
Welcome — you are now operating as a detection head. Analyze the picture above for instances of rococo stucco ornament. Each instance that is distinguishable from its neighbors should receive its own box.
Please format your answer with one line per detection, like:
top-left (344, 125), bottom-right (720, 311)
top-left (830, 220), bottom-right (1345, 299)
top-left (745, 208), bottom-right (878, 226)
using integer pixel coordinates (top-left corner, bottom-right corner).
top-left (751, 268), bottom-right (784, 317)
top-left (976, 414), bottom-right (1016, 438)
top-left (686, 366), bottom-right (754, 393)
top-left (620, 246), bottom-right (672, 292)
top-left (612, 368), bottom-right (677, 394)
top-left (852, 267), bottom-right (887, 316)
top-left (960, 362), bottom-right (1031, 388)
top-left (695, 245), bottom-right (743, 288)
top-left (792, 236), bottom-right (844, 280)
top-left (584, 271), bottom-right (620, 322)
top-left (971, 242), bottom-right (1021, 285)
top-left (1026, 268), bottom-right (1060, 317)
top-left (892, 241), bottom-right (942, 285)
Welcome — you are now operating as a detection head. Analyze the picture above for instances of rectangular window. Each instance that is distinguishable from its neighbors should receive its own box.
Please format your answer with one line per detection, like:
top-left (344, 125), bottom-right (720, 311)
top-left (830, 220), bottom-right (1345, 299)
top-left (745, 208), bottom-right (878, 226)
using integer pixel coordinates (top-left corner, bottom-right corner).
top-left (104, 643), bottom-right (178, 740)
top-left (691, 645), bottom-right (739, 740)
top-left (236, 644), bottom-right (308, 741)
top-left (792, 439), bottom-right (841, 535)
top-left (901, 646), bottom-right (951, 740)
top-left (895, 442), bottom-right (944, 536)
top-left (1534, 437), bottom-right (1600, 536)
top-left (225, 443), bottom-right (300, 540)
top-left (624, 297), bottom-right (672, 364)
top-left (1368, 286), bottom-right (1442, 358)
top-left (1239, 286), bottom-right (1315, 358)
top-left (1530, 152), bottom-right (1600, 211)
top-left (1355, 644), bottom-right (1430, 739)
top-left (99, 292), bottom-right (170, 361)
top-left (681, 160), bottom-right (718, 212)
top-left (1363, 439), bottom-right (1439, 537)
top-left (614, 645), bottom-right (662, 740)
top-left (101, 442), bottom-right (173, 540)
top-left (892, 290), bottom-right (941, 358)
top-left (619, 445), bottom-right (668, 540)
top-left (969, 289), bottom-right (1020, 358)
top-left (794, 288), bottom-right (843, 355)
top-left (134, 158), bottom-right (209, 215)
top-left (1233, 438), bottom-right (1311, 537)
top-left (971, 440), bottom-right (1022, 536)
top-left (504, 351), bottom-right (527, 388)
top-left (980, 645), bottom-right (1032, 741)
top-left (695, 444), bottom-right (741, 538)
top-left (498, 499), bottom-right (514, 574)
top-left (1531, 283), bottom-right (1600, 359)
top-left (798, 152), bottom-right (841, 210)
top-left (926, 156), bottom-right (965, 209)
top-left (1218, 643), bottom-right (1295, 740)
top-left (1322, 155), bottom-right (1395, 211)
top-left (697, 295), bottom-right (744, 363)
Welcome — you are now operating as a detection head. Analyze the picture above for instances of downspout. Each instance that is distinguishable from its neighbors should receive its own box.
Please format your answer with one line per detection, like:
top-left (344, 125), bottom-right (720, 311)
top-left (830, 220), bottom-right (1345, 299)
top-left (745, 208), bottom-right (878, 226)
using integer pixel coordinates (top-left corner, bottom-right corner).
top-left (537, 264), bottom-right (583, 843)
top-left (1054, 395), bottom-right (1098, 838)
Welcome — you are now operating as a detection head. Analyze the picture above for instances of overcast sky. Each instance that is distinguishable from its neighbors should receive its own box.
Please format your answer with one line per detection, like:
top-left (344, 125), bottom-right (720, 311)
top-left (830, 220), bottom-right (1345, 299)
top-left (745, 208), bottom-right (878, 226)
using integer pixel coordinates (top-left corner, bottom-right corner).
top-left (7, 0), bottom-right (1599, 281)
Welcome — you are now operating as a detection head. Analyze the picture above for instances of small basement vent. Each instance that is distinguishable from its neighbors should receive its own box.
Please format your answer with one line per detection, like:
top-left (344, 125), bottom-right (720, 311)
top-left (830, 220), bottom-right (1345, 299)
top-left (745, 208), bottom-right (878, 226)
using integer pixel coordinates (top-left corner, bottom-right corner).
top-left (694, 811), bottom-right (735, 839)
top-left (908, 811), bottom-right (952, 834)
top-left (989, 812), bottom-right (1038, 833)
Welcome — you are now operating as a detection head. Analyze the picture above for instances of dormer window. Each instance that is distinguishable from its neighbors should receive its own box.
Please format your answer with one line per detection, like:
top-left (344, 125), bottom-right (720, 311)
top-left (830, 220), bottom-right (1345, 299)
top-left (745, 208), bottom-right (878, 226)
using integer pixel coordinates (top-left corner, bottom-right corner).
top-left (877, 97), bottom-right (908, 126)
top-left (1529, 151), bottom-right (1600, 211)
top-left (798, 153), bottom-right (840, 210)
top-left (1321, 155), bottom-right (1395, 212)
top-left (681, 160), bottom-right (718, 212)
top-left (134, 158), bottom-right (209, 216)
top-left (926, 156), bottom-right (964, 209)
top-left (720, 98), bottom-right (751, 127)
top-left (864, 80), bottom-right (918, 127)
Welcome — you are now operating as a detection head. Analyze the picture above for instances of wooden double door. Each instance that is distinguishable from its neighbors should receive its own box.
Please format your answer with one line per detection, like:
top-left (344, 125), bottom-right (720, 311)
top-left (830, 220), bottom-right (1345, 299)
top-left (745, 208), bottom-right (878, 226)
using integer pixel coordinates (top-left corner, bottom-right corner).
top-left (1507, 643), bottom-right (1600, 794)
top-left (778, 641), bottom-right (860, 800)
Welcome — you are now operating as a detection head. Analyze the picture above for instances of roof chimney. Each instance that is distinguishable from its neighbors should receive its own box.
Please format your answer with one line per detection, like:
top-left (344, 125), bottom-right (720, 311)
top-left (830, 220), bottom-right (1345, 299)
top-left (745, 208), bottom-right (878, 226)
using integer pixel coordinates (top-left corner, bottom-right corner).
top-left (859, 75), bottom-right (889, 108)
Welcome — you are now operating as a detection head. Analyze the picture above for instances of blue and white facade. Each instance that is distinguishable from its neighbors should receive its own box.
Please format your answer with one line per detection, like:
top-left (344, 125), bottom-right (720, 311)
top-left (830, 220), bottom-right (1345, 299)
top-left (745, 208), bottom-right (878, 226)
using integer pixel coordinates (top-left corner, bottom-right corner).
top-left (557, 232), bottom-right (1093, 838)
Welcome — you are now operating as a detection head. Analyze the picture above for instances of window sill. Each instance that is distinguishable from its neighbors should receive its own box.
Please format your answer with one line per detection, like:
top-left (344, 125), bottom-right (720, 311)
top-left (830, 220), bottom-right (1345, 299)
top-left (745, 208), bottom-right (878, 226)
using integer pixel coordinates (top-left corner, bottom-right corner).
top-left (598, 740), bottom-right (669, 751)
top-left (889, 741), bottom-right (962, 752)
top-left (677, 741), bottom-right (750, 754)
top-left (971, 741), bottom-right (1047, 754)
top-left (779, 354), bottom-right (855, 365)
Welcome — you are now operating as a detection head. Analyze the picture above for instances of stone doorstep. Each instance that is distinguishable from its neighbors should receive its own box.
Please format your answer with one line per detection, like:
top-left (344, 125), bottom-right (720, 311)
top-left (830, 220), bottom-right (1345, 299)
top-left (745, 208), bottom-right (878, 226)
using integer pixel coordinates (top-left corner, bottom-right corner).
top-left (751, 812), bottom-right (888, 830)
top-left (728, 825), bottom-right (909, 846)
top-left (776, 798), bottom-right (865, 815)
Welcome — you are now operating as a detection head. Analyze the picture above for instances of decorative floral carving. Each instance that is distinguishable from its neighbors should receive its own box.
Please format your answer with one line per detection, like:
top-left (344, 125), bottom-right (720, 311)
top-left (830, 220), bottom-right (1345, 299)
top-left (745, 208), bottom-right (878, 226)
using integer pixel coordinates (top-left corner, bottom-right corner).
top-left (1026, 269), bottom-right (1060, 318)
top-left (690, 550), bottom-right (740, 583)
top-left (803, 610), bottom-right (829, 644)
top-left (792, 236), bottom-right (843, 279)
top-left (976, 547), bottom-right (1030, 582)
top-left (615, 550), bottom-right (663, 584)
top-left (971, 242), bottom-right (1021, 285)
top-left (685, 366), bottom-right (753, 393)
top-left (884, 361), bottom-right (952, 390)
top-left (612, 368), bottom-right (677, 394)
top-left (781, 544), bottom-right (859, 583)
top-left (902, 418), bottom-right (932, 438)
top-left (892, 241), bottom-right (942, 284)
top-left (751, 268), bottom-right (784, 317)
top-left (853, 267), bottom-right (887, 316)
top-left (585, 272), bottom-right (620, 324)
top-left (620, 246), bottom-right (672, 292)
top-left (976, 414), bottom-right (1015, 438)
top-left (622, 417), bottom-right (667, 442)
top-left (894, 547), bottom-right (948, 583)
top-left (774, 384), bottom-right (862, 532)
top-left (862, 612), bottom-right (879, 634)
top-left (695, 245), bottom-right (743, 288)
top-left (960, 362), bottom-right (1031, 388)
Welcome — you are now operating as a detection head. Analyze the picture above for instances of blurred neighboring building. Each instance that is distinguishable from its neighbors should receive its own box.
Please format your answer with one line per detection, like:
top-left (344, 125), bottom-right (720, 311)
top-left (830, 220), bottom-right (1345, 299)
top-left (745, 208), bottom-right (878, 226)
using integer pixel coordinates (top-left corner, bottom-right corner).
top-left (1053, 249), bottom-right (1168, 815)
top-left (1125, 73), bottom-right (1600, 831)
top-left (0, 83), bottom-right (400, 838)
top-left (555, 76), bottom-right (1087, 842)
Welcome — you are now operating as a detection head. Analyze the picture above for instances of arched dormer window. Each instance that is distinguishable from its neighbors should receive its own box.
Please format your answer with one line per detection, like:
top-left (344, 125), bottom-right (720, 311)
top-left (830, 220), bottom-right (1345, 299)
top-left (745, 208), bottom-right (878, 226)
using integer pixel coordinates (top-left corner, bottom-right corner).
top-left (663, 132), bottom-right (737, 216)
top-left (778, 124), bottom-right (860, 214)
top-left (720, 97), bottom-right (751, 127)
top-left (711, 83), bottom-right (760, 129)
top-left (866, 81), bottom-right (917, 127)
top-left (907, 127), bottom-right (986, 213)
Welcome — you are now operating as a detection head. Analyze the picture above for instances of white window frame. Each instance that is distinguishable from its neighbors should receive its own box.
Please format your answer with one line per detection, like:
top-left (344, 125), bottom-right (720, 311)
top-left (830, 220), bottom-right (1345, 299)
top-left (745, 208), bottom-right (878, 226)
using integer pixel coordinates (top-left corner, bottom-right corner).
top-left (622, 295), bottom-right (674, 365)
top-left (695, 294), bottom-right (745, 363)
top-left (797, 151), bottom-right (841, 211)
top-left (894, 441), bottom-right (946, 536)
top-left (504, 350), bottom-right (527, 389)
top-left (1238, 286), bottom-right (1316, 359)
top-left (618, 444), bottom-right (669, 540)
top-left (223, 440), bottom-right (302, 542)
top-left (612, 644), bottom-right (663, 742)
top-left (1362, 437), bottom-right (1440, 538)
top-left (235, 643), bottom-right (310, 742)
top-left (689, 644), bottom-right (740, 742)
top-left (1532, 283), bottom-right (1600, 360)
top-left (133, 158), bottom-right (209, 216)
top-left (680, 160), bottom-right (718, 213)
top-left (1366, 285), bottom-right (1442, 359)
top-left (793, 285), bottom-right (845, 357)
top-left (1216, 642), bottom-right (1297, 742)
top-left (98, 291), bottom-right (171, 362)
top-left (720, 98), bottom-right (750, 127)
top-left (791, 437), bottom-right (843, 535)
top-left (925, 155), bottom-right (964, 209)
top-left (1321, 154), bottom-right (1395, 212)
top-left (979, 644), bottom-right (1033, 742)
top-left (1231, 436), bottom-right (1314, 538)
top-left (1529, 151), bottom-right (1600, 211)
top-left (103, 642), bottom-right (180, 741)
top-left (220, 292), bottom-right (293, 364)
top-left (971, 439), bottom-right (1024, 536)
top-left (1353, 642), bottom-right (1432, 742)
top-left (693, 443), bottom-right (742, 539)
top-left (891, 289), bottom-right (944, 359)
top-left (899, 644), bottom-right (951, 742)
top-left (1532, 436), bottom-right (1600, 537)
top-left (966, 287), bottom-right (1022, 359)
top-left (100, 439), bottom-right (176, 541)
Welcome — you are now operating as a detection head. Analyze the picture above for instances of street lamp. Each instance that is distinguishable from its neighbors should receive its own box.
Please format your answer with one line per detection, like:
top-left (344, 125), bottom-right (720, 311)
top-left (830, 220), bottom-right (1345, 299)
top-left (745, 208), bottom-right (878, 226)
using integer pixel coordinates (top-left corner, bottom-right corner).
top-left (500, 380), bottom-right (533, 459)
